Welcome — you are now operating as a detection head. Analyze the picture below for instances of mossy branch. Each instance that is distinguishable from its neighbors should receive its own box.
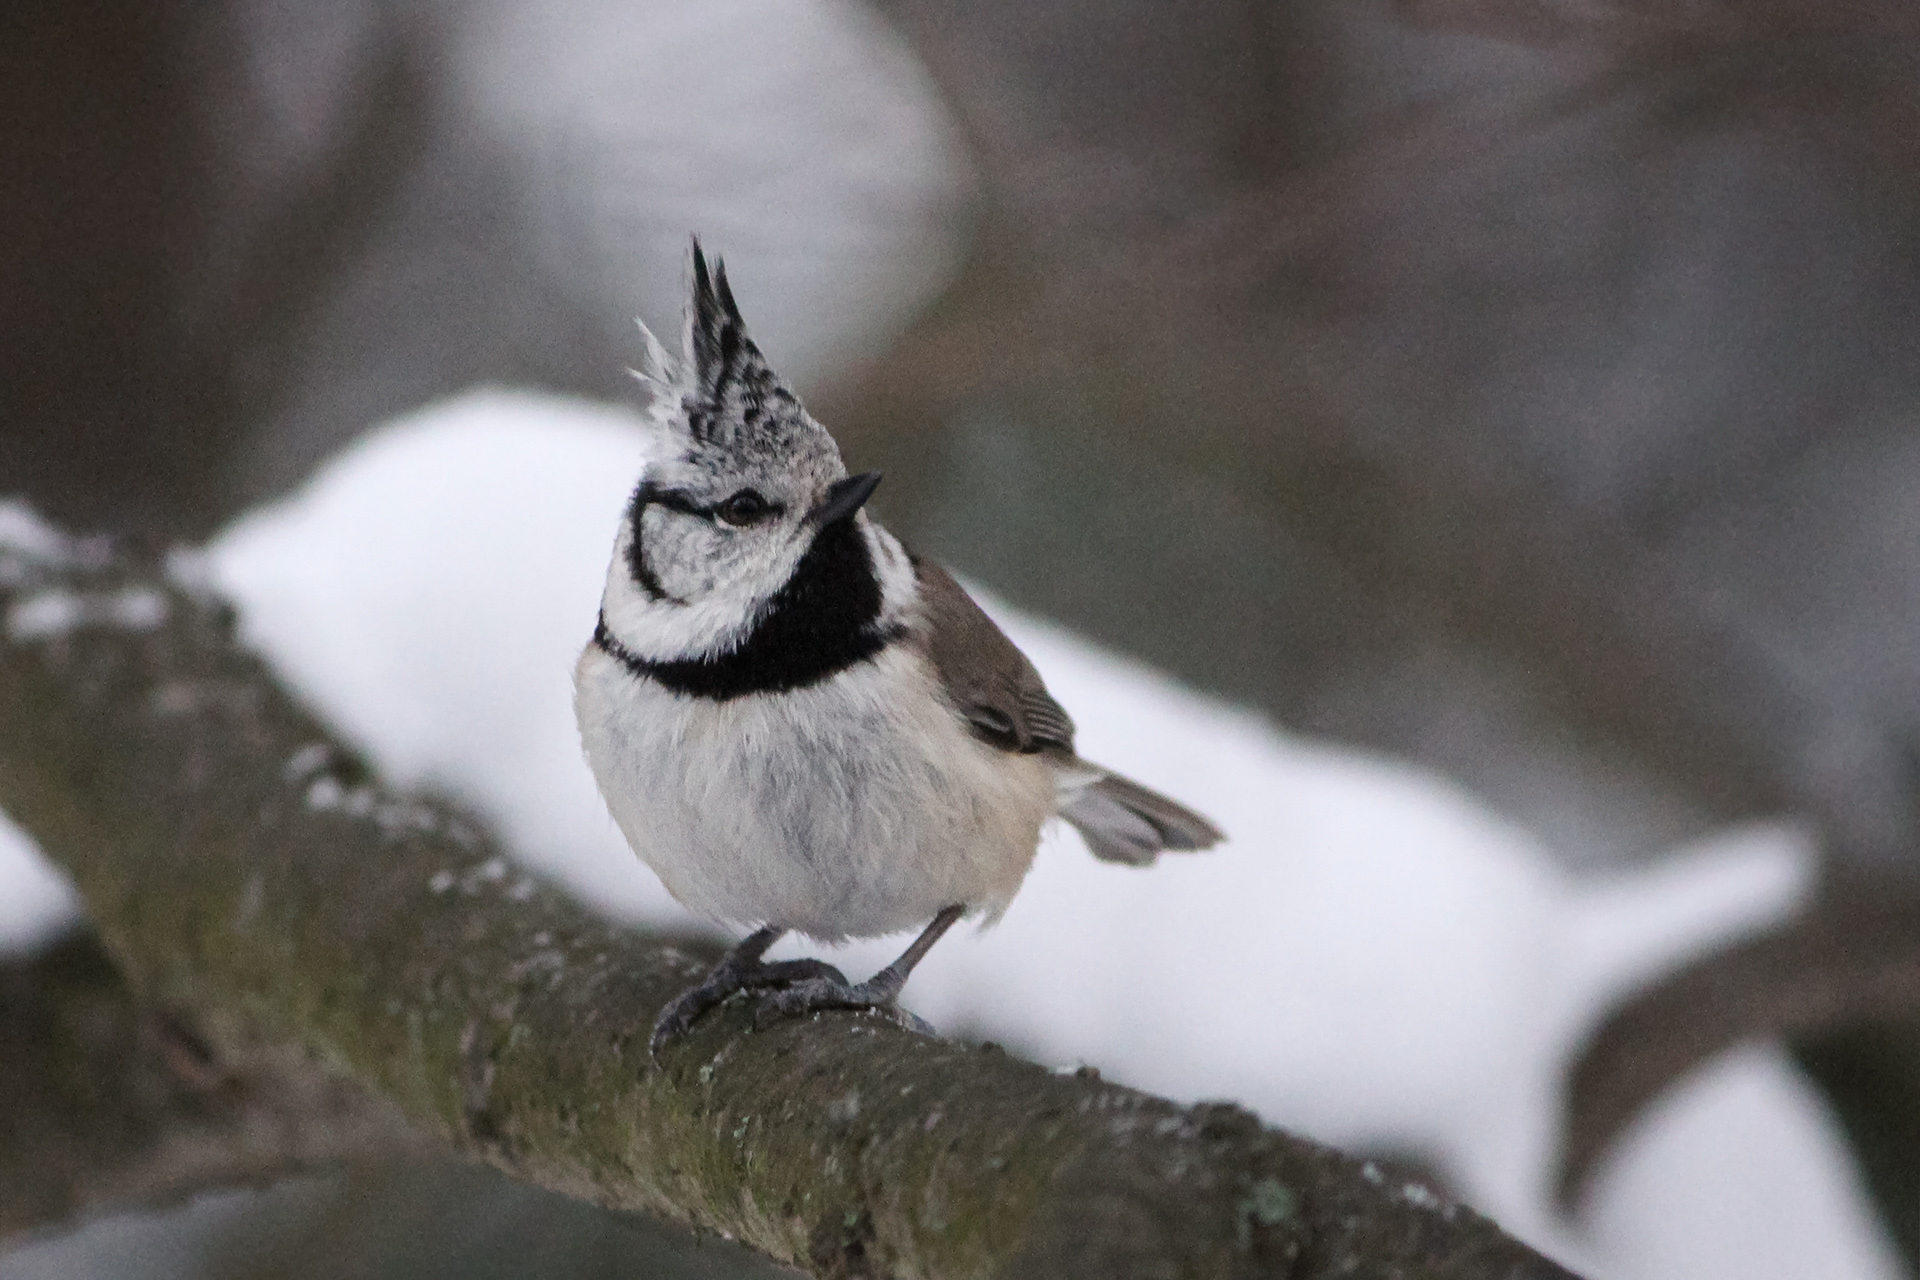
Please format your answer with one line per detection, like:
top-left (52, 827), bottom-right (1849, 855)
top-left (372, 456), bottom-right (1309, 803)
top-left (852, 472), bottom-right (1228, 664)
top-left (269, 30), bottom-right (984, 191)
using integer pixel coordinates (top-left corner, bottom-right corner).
top-left (0, 522), bottom-right (1582, 1279)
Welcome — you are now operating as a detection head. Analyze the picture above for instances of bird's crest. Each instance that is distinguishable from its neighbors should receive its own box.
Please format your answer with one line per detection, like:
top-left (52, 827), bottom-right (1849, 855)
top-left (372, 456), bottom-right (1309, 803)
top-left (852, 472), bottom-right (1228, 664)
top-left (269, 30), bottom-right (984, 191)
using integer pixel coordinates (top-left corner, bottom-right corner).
top-left (631, 240), bottom-right (823, 465)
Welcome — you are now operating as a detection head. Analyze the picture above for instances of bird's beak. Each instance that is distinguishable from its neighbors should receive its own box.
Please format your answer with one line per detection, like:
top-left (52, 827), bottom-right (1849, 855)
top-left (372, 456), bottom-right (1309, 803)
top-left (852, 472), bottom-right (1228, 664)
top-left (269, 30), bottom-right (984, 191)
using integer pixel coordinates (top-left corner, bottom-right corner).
top-left (807, 471), bottom-right (882, 527)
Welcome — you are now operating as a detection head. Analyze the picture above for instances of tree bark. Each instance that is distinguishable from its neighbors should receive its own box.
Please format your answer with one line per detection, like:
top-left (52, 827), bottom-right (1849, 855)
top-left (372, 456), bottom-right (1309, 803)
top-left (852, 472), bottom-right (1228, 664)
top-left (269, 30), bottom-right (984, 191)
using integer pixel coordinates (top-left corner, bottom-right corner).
top-left (0, 929), bottom-right (428, 1238)
top-left (0, 516), bottom-right (1580, 1278)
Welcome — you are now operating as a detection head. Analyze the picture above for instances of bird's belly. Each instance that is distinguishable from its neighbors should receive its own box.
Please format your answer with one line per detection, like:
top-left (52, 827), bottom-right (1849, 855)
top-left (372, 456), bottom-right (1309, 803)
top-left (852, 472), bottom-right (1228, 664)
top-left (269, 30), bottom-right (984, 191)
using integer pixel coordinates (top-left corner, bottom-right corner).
top-left (575, 644), bottom-right (1055, 940)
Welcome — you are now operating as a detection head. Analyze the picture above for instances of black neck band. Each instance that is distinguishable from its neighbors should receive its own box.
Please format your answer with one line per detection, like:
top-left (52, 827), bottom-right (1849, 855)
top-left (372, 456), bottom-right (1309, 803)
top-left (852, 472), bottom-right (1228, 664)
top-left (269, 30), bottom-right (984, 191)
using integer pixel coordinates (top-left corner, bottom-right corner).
top-left (596, 517), bottom-right (901, 700)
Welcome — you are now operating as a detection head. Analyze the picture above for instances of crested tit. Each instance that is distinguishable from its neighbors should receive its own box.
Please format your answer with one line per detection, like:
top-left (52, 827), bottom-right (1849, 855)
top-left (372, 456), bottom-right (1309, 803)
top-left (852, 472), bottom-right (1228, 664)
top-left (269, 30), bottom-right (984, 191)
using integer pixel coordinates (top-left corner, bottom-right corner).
top-left (575, 243), bottom-right (1223, 1052)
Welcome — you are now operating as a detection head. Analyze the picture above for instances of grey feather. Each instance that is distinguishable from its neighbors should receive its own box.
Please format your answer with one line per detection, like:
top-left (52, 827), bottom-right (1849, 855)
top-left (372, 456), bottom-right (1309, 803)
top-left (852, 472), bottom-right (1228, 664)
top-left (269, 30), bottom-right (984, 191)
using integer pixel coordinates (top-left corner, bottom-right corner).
top-left (1061, 771), bottom-right (1225, 866)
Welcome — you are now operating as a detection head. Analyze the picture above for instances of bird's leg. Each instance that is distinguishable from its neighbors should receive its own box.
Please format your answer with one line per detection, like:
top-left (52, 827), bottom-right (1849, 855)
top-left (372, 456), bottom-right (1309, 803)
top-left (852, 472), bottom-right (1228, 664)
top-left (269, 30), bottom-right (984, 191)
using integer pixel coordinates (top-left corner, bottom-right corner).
top-left (753, 904), bottom-right (965, 1035)
top-left (650, 925), bottom-right (847, 1055)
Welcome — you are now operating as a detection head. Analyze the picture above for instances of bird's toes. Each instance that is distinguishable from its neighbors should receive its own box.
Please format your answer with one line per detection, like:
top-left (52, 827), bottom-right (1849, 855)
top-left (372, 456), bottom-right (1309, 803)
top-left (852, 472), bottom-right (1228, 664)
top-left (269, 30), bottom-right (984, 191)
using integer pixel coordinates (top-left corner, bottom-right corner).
top-left (650, 958), bottom-right (854, 1057)
top-left (750, 977), bottom-right (935, 1036)
top-left (886, 1004), bottom-right (936, 1036)
top-left (648, 987), bottom-right (722, 1057)
top-left (746, 957), bottom-right (848, 989)
top-left (749, 976), bottom-right (846, 1028)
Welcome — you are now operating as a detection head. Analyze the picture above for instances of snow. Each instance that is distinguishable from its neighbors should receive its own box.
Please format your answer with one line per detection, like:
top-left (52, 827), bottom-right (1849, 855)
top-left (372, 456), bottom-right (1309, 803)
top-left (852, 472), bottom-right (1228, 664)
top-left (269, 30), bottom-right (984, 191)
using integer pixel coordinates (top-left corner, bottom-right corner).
top-left (0, 387), bottom-right (1902, 1278)
top-left (0, 501), bottom-right (125, 952)
top-left (0, 500), bottom-right (72, 590)
top-left (1584, 1047), bottom-right (1906, 1280)
top-left (0, 501), bottom-right (71, 563)
top-left (5, 585), bottom-right (169, 643)
top-left (0, 808), bottom-right (84, 957)
top-left (0, 498), bottom-right (167, 642)
top-left (206, 389), bottom-right (683, 923)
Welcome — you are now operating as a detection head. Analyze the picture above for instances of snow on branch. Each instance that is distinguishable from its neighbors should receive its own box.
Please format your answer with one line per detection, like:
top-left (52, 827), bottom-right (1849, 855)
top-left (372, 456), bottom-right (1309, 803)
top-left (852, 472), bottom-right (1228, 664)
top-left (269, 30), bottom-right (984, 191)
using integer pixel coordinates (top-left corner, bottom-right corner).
top-left (0, 506), bottom-right (1581, 1279)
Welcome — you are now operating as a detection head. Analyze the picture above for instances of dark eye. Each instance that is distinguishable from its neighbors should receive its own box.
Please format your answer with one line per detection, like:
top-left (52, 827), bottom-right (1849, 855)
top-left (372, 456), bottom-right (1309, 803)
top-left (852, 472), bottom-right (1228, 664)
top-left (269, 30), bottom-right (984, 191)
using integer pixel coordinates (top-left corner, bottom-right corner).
top-left (716, 489), bottom-right (773, 526)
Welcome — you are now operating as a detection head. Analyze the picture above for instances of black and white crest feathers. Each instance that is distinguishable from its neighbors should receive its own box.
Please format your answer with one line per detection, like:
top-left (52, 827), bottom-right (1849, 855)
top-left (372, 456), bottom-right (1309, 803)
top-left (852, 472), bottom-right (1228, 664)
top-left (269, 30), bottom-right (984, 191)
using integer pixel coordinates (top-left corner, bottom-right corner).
top-left (687, 241), bottom-right (745, 425)
top-left (666, 240), bottom-right (810, 455)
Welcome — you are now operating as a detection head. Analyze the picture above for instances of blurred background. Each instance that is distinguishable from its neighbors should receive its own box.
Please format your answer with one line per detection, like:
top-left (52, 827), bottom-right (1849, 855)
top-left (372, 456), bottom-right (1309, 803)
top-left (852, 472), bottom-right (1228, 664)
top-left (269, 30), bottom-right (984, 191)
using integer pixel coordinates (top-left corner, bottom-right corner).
top-left (8, 0), bottom-right (1920, 1276)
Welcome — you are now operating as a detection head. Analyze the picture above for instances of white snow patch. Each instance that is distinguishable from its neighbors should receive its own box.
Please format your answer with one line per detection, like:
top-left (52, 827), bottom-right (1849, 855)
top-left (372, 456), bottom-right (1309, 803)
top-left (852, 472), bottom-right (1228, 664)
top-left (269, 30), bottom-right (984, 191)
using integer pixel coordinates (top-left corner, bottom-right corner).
top-left (283, 743), bottom-right (335, 783)
top-left (0, 501), bottom-right (116, 949)
top-left (0, 501), bottom-right (69, 590)
top-left (5, 586), bottom-right (168, 643)
top-left (0, 503), bottom-right (113, 592)
top-left (0, 500), bottom-right (70, 562)
top-left (1583, 1047), bottom-right (1906, 1280)
top-left (199, 388), bottom-right (1894, 1279)
top-left (0, 808), bottom-right (85, 954)
top-left (210, 387), bottom-right (679, 921)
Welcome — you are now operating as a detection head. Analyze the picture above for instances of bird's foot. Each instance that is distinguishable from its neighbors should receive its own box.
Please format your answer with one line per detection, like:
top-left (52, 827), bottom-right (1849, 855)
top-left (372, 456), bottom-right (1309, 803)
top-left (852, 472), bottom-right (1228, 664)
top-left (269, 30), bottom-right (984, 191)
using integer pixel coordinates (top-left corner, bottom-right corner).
top-left (650, 956), bottom-right (845, 1056)
top-left (751, 975), bottom-right (935, 1036)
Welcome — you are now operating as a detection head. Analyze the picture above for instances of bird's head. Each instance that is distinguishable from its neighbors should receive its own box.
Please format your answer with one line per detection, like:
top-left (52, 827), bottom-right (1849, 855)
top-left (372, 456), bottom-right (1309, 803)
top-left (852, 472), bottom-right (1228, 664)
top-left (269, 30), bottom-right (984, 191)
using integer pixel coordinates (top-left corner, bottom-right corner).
top-left (606, 242), bottom-right (882, 657)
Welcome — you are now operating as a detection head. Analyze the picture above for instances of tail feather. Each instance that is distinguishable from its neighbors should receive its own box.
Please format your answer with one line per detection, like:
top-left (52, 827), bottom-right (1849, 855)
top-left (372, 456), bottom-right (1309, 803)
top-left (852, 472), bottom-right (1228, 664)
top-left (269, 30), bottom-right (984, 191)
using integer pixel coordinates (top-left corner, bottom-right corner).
top-left (1059, 770), bottom-right (1224, 866)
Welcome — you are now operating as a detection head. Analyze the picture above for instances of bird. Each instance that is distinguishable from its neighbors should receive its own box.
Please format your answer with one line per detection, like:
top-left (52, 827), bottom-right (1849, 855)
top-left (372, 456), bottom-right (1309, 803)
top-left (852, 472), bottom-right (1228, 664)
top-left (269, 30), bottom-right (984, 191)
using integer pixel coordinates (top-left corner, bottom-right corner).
top-left (575, 241), bottom-right (1224, 1054)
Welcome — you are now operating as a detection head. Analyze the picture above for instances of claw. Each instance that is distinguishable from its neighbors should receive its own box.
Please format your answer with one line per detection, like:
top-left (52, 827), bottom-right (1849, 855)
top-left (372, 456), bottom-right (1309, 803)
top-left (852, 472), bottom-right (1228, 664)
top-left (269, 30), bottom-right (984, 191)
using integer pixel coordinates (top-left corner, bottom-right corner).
top-left (751, 976), bottom-right (936, 1036)
top-left (651, 907), bottom-right (962, 1053)
top-left (649, 954), bottom-right (847, 1056)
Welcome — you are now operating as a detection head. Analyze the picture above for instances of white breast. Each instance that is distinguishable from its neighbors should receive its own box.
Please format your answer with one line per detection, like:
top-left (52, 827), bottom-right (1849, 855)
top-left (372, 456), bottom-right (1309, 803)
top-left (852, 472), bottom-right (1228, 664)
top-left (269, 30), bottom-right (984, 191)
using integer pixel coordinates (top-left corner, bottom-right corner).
top-left (574, 641), bottom-right (1057, 941)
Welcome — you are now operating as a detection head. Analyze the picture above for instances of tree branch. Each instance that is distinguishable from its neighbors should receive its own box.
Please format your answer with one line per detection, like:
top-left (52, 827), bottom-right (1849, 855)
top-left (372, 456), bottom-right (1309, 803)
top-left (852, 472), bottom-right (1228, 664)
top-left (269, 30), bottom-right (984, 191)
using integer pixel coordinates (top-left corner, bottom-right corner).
top-left (1562, 880), bottom-right (1920, 1205)
top-left (0, 929), bottom-right (428, 1239)
top-left (0, 516), bottom-right (1581, 1279)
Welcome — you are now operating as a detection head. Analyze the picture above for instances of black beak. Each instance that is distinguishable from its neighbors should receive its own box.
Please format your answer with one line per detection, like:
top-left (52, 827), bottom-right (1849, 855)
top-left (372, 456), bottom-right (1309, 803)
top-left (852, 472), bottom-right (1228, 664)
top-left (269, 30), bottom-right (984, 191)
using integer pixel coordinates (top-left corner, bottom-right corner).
top-left (807, 471), bottom-right (882, 527)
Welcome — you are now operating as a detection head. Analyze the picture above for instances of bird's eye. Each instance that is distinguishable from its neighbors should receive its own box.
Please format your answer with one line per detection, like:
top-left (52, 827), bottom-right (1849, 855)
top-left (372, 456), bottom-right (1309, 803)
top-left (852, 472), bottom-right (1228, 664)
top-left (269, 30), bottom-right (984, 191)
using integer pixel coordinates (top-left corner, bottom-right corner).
top-left (716, 489), bottom-right (773, 526)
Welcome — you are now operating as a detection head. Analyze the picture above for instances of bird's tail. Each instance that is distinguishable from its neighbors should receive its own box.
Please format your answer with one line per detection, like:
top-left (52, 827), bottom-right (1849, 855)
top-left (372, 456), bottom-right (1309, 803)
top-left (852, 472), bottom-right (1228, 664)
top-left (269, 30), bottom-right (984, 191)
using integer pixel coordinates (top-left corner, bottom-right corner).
top-left (1058, 767), bottom-right (1224, 866)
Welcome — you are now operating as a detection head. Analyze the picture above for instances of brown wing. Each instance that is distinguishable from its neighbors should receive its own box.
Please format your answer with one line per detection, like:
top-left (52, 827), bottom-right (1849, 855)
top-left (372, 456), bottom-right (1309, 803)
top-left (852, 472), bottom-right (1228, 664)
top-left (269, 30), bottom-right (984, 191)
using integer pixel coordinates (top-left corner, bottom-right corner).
top-left (912, 558), bottom-right (1075, 754)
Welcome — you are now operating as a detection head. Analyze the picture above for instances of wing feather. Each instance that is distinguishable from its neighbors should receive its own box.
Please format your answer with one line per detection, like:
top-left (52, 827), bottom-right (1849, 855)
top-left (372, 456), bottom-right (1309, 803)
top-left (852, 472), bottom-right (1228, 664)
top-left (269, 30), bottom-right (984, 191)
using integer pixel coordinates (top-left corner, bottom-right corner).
top-left (912, 559), bottom-right (1075, 753)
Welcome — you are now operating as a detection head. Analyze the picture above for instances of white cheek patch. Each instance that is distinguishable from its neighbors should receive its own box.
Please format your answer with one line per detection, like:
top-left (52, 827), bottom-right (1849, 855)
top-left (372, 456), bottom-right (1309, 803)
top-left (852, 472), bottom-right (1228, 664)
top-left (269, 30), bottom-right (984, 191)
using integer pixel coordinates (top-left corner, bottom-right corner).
top-left (645, 512), bottom-right (732, 601)
top-left (700, 519), bottom-right (811, 606)
top-left (594, 442), bottom-right (895, 666)
top-left (600, 512), bottom-right (814, 663)
top-left (865, 520), bottom-right (919, 632)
